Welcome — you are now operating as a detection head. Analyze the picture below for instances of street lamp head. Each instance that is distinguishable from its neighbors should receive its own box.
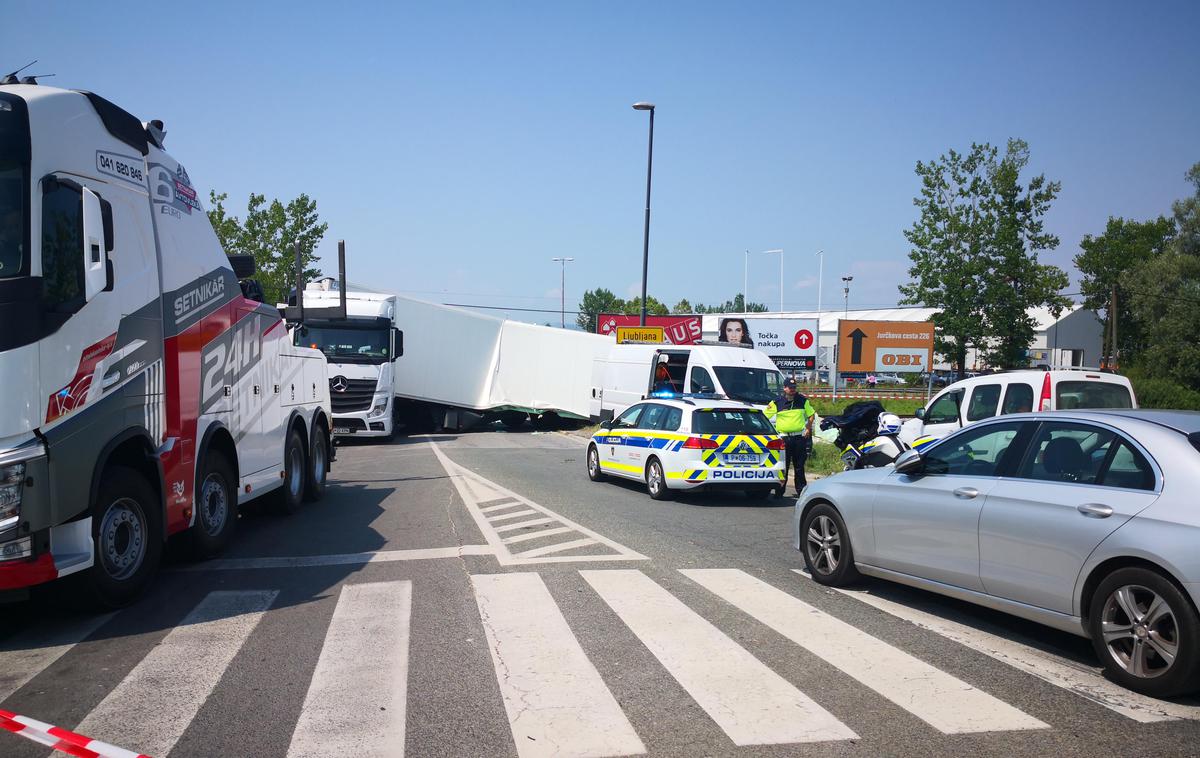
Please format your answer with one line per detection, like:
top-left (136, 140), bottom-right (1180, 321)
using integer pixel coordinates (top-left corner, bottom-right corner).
top-left (842, 275), bottom-right (854, 283)
top-left (632, 102), bottom-right (655, 111)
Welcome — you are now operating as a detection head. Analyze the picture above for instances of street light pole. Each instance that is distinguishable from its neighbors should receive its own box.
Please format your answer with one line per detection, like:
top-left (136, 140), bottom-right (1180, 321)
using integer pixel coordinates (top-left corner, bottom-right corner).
top-left (633, 101), bottom-right (655, 326)
top-left (743, 250), bottom-right (749, 312)
top-left (816, 250), bottom-right (824, 315)
top-left (842, 275), bottom-right (853, 318)
top-left (551, 257), bottom-right (574, 328)
top-left (764, 249), bottom-right (783, 312)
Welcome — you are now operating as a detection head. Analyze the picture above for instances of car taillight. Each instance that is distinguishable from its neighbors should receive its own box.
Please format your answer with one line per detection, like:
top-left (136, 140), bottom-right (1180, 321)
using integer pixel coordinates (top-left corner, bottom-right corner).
top-left (1038, 373), bottom-right (1052, 411)
top-left (767, 439), bottom-right (785, 451)
top-left (682, 437), bottom-right (720, 450)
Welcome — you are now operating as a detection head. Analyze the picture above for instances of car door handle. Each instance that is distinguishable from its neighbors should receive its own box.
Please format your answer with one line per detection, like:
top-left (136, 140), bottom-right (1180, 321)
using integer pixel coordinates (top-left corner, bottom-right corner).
top-left (1077, 503), bottom-right (1114, 518)
top-left (953, 487), bottom-right (979, 499)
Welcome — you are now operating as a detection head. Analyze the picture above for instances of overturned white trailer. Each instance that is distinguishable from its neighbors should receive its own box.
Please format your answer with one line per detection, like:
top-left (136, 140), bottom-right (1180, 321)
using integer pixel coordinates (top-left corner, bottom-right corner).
top-left (391, 296), bottom-right (611, 430)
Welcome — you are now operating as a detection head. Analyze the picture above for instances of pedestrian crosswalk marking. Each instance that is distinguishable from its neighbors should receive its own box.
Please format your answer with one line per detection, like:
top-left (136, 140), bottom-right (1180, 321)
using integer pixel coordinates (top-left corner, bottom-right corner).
top-left (502, 526), bottom-right (574, 545)
top-left (71, 590), bottom-right (277, 757)
top-left (430, 441), bottom-right (647, 565)
top-left (581, 569), bottom-right (857, 746)
top-left (473, 573), bottom-right (646, 758)
top-left (810, 574), bottom-right (1200, 723)
top-left (686, 569), bottom-right (1047, 733)
top-left (0, 613), bottom-right (114, 705)
top-left (288, 581), bottom-right (412, 758)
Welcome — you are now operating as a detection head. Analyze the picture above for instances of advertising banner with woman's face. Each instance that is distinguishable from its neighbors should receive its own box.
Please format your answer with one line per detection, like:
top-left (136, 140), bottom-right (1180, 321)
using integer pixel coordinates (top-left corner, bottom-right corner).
top-left (718, 317), bottom-right (819, 370)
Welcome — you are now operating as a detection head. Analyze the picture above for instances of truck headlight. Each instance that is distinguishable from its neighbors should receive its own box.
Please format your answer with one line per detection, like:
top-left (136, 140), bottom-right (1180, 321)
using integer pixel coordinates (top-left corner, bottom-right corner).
top-left (370, 397), bottom-right (389, 417)
top-left (0, 461), bottom-right (25, 534)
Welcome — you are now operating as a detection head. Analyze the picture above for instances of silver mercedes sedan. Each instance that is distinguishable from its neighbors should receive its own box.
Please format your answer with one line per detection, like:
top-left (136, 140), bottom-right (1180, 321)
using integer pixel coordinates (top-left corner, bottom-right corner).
top-left (794, 410), bottom-right (1200, 698)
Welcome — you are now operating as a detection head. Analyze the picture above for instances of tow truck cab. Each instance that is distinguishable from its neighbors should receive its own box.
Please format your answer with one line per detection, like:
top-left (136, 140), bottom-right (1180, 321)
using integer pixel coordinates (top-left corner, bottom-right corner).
top-left (0, 83), bottom-right (331, 605)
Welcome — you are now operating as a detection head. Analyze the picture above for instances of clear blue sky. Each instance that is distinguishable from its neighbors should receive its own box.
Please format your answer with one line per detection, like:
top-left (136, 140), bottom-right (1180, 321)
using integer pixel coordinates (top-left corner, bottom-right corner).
top-left (4, 1), bottom-right (1197, 322)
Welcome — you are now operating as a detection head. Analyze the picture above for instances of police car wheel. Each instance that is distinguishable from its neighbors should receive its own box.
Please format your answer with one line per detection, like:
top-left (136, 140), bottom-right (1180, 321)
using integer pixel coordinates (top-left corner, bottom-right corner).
top-left (743, 488), bottom-right (772, 500)
top-left (586, 445), bottom-right (606, 482)
top-left (646, 459), bottom-right (671, 501)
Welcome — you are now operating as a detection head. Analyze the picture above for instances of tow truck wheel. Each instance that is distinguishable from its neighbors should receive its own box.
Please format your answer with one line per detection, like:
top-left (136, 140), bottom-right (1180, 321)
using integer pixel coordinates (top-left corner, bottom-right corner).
top-left (305, 426), bottom-right (329, 502)
top-left (80, 466), bottom-right (163, 608)
top-left (190, 452), bottom-right (238, 557)
top-left (271, 427), bottom-right (307, 515)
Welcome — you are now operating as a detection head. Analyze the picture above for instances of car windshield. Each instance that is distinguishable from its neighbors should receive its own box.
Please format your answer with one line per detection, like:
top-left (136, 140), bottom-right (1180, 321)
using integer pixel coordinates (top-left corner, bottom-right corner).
top-left (297, 325), bottom-right (390, 363)
top-left (0, 161), bottom-right (27, 279)
top-left (1056, 381), bottom-right (1132, 410)
top-left (712, 366), bottom-right (784, 404)
top-left (692, 408), bottom-right (775, 434)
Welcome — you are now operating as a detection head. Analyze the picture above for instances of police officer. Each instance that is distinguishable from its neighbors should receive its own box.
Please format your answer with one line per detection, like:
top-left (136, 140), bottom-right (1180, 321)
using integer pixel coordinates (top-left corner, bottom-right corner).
top-left (765, 378), bottom-right (815, 494)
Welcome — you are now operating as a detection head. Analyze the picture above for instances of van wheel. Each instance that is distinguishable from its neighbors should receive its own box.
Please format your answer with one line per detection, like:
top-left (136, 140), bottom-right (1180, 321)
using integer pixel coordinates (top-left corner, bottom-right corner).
top-left (190, 451), bottom-right (238, 557)
top-left (646, 459), bottom-right (671, 501)
top-left (272, 427), bottom-right (307, 515)
top-left (78, 466), bottom-right (163, 608)
top-left (1088, 567), bottom-right (1200, 697)
top-left (587, 444), bottom-right (606, 482)
top-left (305, 427), bottom-right (328, 502)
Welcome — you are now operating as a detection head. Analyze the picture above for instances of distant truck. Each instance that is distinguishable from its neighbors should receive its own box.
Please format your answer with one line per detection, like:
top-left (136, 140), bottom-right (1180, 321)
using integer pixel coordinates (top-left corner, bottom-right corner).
top-left (590, 342), bottom-right (786, 422)
top-left (0, 83), bottom-right (332, 606)
top-left (294, 281), bottom-right (402, 438)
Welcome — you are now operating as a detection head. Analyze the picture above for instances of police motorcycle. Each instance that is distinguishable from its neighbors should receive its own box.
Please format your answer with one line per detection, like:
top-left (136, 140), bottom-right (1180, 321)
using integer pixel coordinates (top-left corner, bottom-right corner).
top-left (819, 401), bottom-right (910, 470)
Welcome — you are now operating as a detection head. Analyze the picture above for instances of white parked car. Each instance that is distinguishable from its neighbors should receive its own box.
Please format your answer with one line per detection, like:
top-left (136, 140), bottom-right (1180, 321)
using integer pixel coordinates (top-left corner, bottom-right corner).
top-left (901, 369), bottom-right (1136, 444)
top-left (586, 397), bottom-right (786, 500)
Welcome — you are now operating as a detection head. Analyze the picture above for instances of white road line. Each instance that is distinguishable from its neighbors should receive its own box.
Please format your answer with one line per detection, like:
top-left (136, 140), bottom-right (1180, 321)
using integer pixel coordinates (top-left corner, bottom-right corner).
top-left (486, 509), bottom-right (540, 523)
top-left (429, 442), bottom-right (647, 565)
top-left (494, 517), bottom-right (557, 534)
top-left (288, 581), bottom-right (412, 758)
top-left (172, 544), bottom-right (494, 571)
top-left (809, 575), bottom-right (1200, 723)
top-left (0, 613), bottom-right (114, 704)
top-left (480, 502), bottom-right (522, 514)
top-left (581, 570), bottom-right (856, 746)
top-left (502, 526), bottom-right (574, 545)
top-left (472, 573), bottom-right (646, 758)
top-left (686, 569), bottom-right (1046, 734)
top-left (72, 590), bottom-right (276, 757)
top-left (513, 538), bottom-right (597, 559)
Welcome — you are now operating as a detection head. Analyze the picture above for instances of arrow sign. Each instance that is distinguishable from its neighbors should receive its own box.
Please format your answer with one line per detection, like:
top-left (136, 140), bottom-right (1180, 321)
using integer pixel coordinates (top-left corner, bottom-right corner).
top-left (847, 328), bottom-right (867, 365)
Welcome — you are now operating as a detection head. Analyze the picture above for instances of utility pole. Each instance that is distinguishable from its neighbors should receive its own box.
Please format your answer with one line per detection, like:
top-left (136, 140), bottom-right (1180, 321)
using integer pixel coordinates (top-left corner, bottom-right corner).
top-left (551, 257), bottom-right (574, 328)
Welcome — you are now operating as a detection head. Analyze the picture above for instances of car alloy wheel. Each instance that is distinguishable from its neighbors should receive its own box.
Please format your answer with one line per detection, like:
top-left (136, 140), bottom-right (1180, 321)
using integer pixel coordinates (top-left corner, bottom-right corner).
top-left (806, 514), bottom-right (841, 575)
top-left (1100, 584), bottom-right (1179, 680)
top-left (588, 447), bottom-right (599, 477)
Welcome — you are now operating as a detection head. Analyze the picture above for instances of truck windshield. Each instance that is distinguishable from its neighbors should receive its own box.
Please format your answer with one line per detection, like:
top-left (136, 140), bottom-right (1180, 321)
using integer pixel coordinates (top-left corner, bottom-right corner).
top-left (0, 162), bottom-right (26, 279)
top-left (297, 325), bottom-right (391, 363)
top-left (712, 366), bottom-right (784, 405)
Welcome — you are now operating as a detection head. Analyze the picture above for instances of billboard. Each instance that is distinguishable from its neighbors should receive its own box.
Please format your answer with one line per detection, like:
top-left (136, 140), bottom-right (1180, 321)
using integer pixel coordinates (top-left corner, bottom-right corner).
top-left (598, 314), bottom-right (701, 345)
top-left (717, 317), bottom-right (819, 371)
top-left (836, 320), bottom-right (934, 373)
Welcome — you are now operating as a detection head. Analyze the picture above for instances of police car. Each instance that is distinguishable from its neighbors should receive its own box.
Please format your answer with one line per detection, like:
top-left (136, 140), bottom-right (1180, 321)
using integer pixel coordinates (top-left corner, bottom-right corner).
top-left (586, 396), bottom-right (787, 500)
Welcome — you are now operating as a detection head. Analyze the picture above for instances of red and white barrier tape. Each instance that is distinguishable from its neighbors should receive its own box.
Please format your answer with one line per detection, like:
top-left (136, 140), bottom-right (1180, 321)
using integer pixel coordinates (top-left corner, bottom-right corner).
top-left (0, 708), bottom-right (150, 758)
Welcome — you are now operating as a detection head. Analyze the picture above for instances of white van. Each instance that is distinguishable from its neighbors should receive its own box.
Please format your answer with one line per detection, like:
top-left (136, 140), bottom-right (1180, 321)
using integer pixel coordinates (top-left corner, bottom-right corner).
top-left (900, 368), bottom-right (1137, 443)
top-left (589, 342), bottom-right (785, 422)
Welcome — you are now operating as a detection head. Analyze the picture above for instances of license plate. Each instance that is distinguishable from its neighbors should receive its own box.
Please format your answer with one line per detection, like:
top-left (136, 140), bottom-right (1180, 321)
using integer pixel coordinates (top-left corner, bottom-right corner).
top-left (723, 453), bottom-right (760, 463)
top-left (333, 427), bottom-right (354, 435)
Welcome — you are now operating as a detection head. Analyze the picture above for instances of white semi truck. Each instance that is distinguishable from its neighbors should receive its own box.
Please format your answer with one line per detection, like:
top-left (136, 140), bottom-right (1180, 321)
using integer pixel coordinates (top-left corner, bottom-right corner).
top-left (0, 81), bottom-right (333, 606)
top-left (294, 280), bottom-right (402, 438)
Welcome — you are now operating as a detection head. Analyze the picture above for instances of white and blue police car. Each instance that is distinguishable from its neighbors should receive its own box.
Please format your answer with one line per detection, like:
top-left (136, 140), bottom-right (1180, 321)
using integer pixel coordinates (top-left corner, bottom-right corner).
top-left (586, 396), bottom-right (787, 500)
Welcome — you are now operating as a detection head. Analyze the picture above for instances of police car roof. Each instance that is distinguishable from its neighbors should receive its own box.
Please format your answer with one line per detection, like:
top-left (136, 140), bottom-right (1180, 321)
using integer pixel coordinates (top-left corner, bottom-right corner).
top-left (646, 396), bottom-right (759, 411)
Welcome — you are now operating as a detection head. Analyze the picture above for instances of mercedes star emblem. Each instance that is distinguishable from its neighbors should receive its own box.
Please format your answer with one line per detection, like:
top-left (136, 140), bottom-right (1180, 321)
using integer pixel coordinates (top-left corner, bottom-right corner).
top-left (331, 376), bottom-right (349, 393)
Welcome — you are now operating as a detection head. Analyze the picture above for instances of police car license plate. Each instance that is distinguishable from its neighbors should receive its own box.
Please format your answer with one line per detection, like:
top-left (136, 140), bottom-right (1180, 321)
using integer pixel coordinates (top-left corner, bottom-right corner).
top-left (723, 453), bottom-right (760, 463)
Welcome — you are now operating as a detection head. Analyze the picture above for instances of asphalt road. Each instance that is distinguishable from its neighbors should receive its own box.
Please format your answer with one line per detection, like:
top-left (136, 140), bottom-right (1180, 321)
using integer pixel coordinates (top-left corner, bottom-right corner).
top-left (1, 427), bottom-right (1198, 757)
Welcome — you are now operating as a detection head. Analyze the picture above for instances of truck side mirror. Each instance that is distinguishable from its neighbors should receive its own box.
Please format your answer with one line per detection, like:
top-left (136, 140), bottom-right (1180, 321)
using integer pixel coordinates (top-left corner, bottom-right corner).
top-left (81, 187), bottom-right (111, 302)
top-left (392, 328), bottom-right (403, 359)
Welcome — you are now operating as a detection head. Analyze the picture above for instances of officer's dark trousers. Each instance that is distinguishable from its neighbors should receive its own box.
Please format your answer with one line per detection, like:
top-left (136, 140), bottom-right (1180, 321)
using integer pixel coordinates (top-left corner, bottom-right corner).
top-left (783, 434), bottom-right (809, 491)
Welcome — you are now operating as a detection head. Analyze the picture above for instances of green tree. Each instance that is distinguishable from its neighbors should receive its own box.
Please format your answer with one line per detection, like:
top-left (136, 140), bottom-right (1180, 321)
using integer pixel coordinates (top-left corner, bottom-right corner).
top-left (981, 139), bottom-right (1071, 368)
top-left (1122, 251), bottom-right (1200, 386)
top-left (575, 288), bottom-right (625, 331)
top-left (208, 190), bottom-right (328, 304)
top-left (1171, 162), bottom-right (1200, 258)
top-left (900, 144), bottom-right (997, 374)
top-left (671, 298), bottom-right (693, 314)
top-left (694, 294), bottom-right (768, 313)
top-left (622, 296), bottom-right (670, 317)
top-left (1075, 215), bottom-right (1175, 360)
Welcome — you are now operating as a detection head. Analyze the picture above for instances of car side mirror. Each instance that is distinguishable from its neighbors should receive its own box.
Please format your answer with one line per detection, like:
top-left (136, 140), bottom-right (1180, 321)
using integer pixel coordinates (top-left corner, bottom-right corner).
top-left (894, 449), bottom-right (924, 475)
top-left (915, 407), bottom-right (926, 420)
top-left (599, 419), bottom-right (614, 430)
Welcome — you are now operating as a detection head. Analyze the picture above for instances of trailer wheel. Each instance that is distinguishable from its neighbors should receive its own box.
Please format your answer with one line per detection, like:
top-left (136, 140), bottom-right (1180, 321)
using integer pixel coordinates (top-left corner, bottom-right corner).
top-left (499, 411), bottom-right (528, 430)
top-left (271, 427), bottom-right (307, 515)
top-left (190, 451), bottom-right (238, 557)
top-left (305, 426), bottom-right (328, 502)
top-left (79, 465), bottom-right (163, 608)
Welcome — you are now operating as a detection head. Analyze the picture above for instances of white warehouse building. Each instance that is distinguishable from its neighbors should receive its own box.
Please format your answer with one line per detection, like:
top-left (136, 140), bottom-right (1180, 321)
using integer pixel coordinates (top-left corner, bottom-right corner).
top-left (700, 305), bottom-right (1104, 371)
